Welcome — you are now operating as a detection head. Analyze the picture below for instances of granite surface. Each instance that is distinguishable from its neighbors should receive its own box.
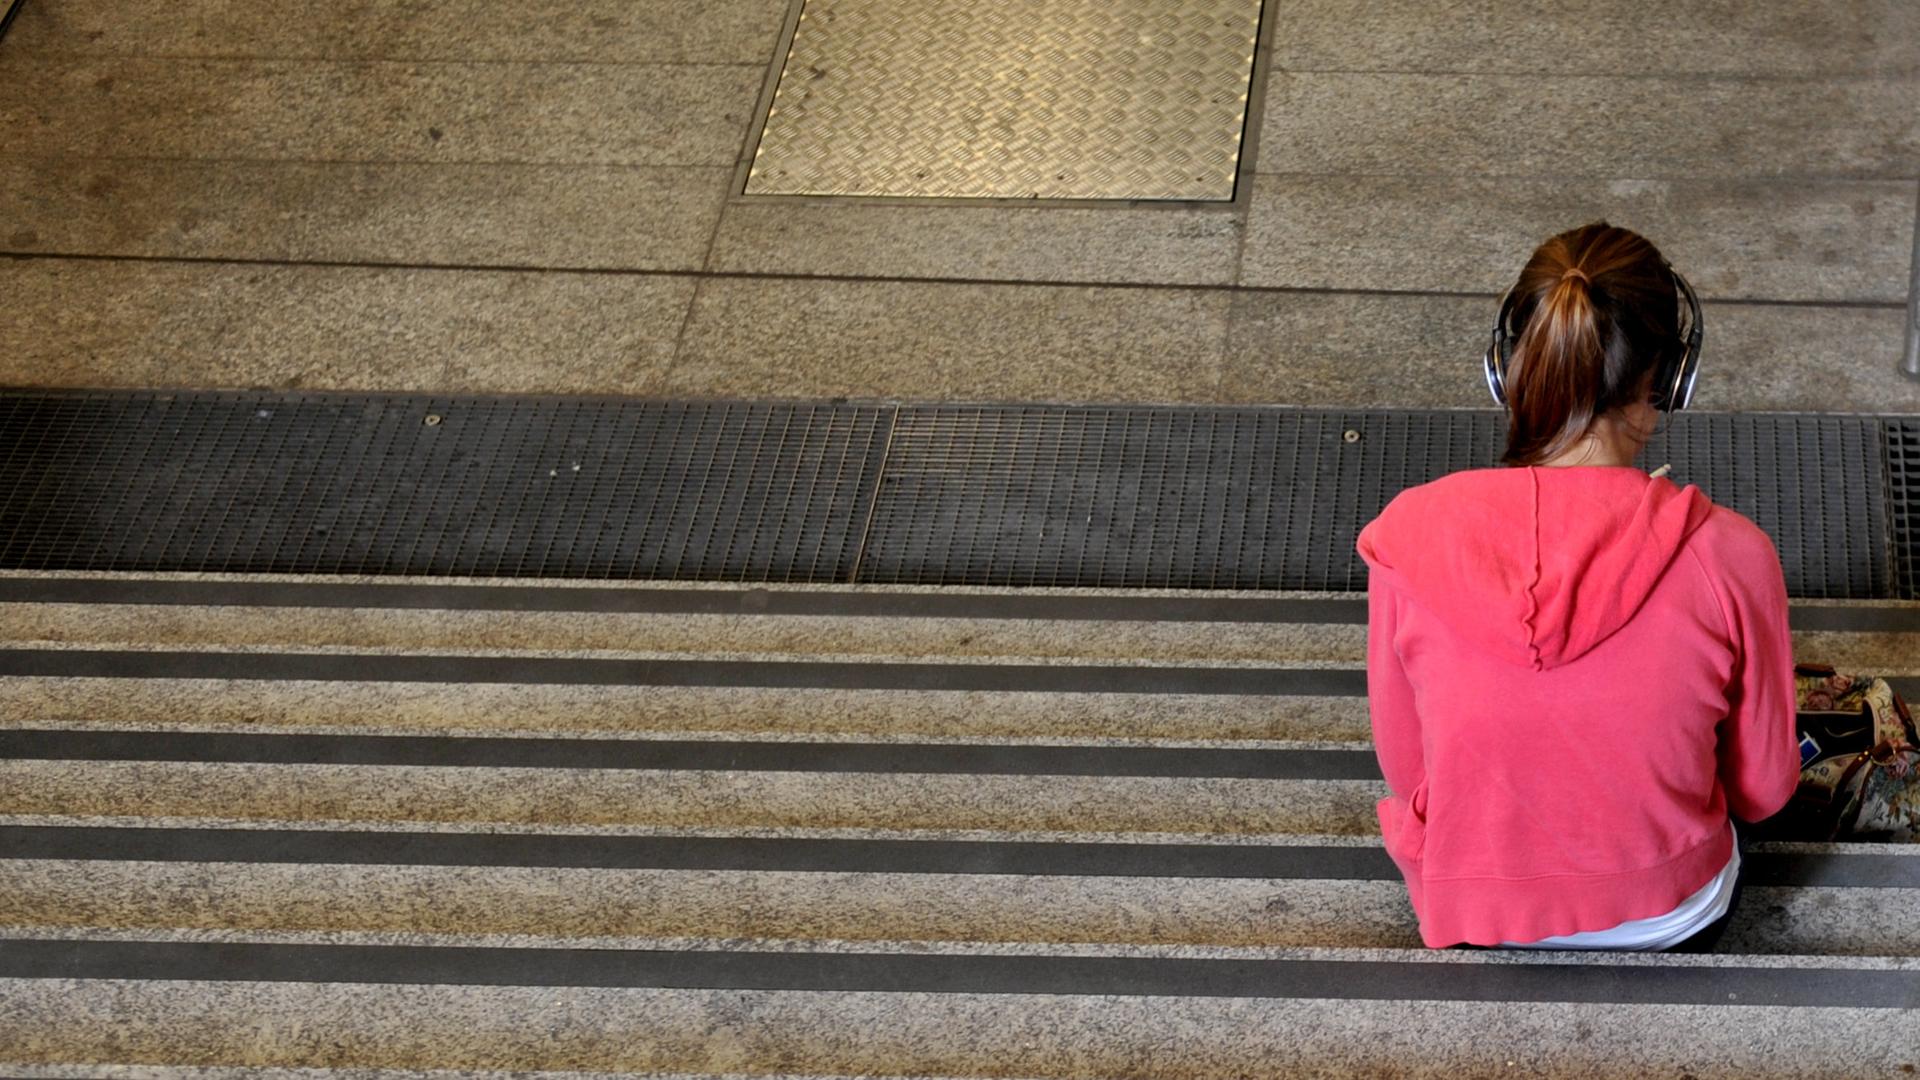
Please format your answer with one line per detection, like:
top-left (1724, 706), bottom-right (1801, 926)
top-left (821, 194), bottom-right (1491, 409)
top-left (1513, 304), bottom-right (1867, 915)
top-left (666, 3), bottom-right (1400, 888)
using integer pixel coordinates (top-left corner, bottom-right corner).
top-left (1239, 175), bottom-right (1919, 302)
top-left (0, 57), bottom-right (764, 167)
top-left (0, 861), bottom-right (1423, 949)
top-left (0, 260), bottom-right (694, 394)
top-left (1257, 72), bottom-right (1920, 180)
top-left (11, 859), bottom-right (1914, 956)
top-left (7, 0), bottom-right (790, 63)
top-left (1720, 886), bottom-right (1920, 957)
top-left (0, 761), bottom-right (1388, 835)
top-left (1220, 292), bottom-right (1920, 411)
top-left (4, 604), bottom-right (1910, 673)
top-left (3, 979), bottom-right (1916, 1076)
top-left (0, 678), bottom-right (1374, 743)
top-left (707, 199), bottom-right (1244, 286)
top-left (0, 159), bottom-right (732, 272)
top-left (0, 814), bottom-right (1386, 846)
top-left (665, 277), bottom-right (1234, 402)
top-left (13, 931), bottom-right (1920, 966)
top-left (1268, 0), bottom-right (1920, 77)
top-left (14, 256), bottom-right (1909, 403)
top-left (1220, 292), bottom-right (1507, 408)
top-left (0, 0), bottom-right (1909, 413)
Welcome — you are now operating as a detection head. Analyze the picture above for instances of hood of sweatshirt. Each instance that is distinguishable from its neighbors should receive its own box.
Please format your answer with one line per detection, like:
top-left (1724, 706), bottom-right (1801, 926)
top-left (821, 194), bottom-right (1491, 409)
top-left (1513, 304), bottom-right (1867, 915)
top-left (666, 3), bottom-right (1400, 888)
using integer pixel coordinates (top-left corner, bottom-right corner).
top-left (1355, 465), bottom-right (1716, 671)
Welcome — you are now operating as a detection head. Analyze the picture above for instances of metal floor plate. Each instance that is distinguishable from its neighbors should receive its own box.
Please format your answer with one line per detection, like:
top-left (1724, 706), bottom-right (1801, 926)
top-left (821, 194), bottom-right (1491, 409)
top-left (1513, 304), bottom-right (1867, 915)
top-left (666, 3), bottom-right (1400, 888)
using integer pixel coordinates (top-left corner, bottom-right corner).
top-left (745, 0), bottom-right (1264, 200)
top-left (0, 391), bottom-right (1908, 598)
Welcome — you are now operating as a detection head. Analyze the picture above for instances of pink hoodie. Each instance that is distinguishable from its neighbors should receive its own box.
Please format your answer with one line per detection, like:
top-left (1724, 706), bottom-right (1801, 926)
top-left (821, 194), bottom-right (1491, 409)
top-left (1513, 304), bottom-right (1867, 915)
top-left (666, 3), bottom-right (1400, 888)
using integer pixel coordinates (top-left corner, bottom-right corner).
top-left (1354, 464), bottom-right (1800, 947)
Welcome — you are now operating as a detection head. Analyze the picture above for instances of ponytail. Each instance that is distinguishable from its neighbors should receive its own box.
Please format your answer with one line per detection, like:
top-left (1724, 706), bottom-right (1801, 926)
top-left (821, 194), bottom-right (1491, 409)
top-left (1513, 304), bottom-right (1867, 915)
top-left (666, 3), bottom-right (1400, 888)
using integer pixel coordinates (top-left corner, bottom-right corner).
top-left (1497, 222), bottom-right (1682, 467)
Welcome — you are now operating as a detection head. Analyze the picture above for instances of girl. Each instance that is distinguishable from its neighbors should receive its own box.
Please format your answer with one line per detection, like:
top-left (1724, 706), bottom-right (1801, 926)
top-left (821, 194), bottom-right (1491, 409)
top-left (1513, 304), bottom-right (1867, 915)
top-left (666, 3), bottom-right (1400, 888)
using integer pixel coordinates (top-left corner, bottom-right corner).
top-left (1355, 222), bottom-right (1800, 950)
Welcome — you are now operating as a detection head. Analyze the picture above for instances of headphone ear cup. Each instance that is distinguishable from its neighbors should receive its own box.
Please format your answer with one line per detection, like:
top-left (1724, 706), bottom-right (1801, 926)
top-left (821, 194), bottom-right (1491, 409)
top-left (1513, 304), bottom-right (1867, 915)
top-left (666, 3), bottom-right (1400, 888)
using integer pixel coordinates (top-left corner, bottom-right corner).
top-left (1485, 288), bottom-right (1518, 407)
top-left (1671, 342), bottom-right (1701, 411)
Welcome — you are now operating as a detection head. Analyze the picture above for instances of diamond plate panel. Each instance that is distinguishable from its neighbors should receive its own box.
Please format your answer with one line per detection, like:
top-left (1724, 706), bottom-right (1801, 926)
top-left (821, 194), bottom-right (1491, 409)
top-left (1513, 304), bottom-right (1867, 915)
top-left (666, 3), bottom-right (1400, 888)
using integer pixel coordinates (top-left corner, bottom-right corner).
top-left (747, 0), bottom-right (1264, 200)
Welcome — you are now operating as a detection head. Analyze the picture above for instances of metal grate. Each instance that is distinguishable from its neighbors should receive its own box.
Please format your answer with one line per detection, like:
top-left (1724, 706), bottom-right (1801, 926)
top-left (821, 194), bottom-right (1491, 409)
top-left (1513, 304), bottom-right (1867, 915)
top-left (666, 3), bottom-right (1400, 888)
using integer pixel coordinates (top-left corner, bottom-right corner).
top-left (0, 393), bottom-right (889, 581)
top-left (1640, 413), bottom-right (1892, 600)
top-left (857, 406), bottom-right (1502, 589)
top-left (1889, 416), bottom-right (1920, 600)
top-left (860, 407), bottom-right (1896, 595)
top-left (0, 391), bottom-right (1907, 597)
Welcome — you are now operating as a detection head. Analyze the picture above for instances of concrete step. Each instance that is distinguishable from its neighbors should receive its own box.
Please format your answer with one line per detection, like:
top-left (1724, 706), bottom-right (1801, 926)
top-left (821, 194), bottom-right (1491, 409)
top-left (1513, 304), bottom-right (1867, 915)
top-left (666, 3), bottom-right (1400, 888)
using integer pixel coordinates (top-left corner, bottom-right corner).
top-left (0, 583), bottom-right (1356, 665)
top-left (0, 650), bottom-right (1378, 746)
top-left (0, 674), bottom-right (1376, 743)
top-left (2, 574), bottom-right (1915, 670)
top-left (0, 758), bottom-right (1385, 836)
top-left (1, 827), bottom-right (1915, 957)
top-left (4, 573), bottom-right (1917, 1079)
top-left (2, 941), bottom-right (1916, 1078)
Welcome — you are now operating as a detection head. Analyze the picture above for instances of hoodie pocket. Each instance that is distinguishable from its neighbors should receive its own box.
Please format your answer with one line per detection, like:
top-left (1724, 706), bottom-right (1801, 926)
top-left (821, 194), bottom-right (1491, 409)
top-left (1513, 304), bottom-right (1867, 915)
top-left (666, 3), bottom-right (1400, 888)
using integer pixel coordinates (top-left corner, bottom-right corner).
top-left (1376, 783), bottom-right (1430, 867)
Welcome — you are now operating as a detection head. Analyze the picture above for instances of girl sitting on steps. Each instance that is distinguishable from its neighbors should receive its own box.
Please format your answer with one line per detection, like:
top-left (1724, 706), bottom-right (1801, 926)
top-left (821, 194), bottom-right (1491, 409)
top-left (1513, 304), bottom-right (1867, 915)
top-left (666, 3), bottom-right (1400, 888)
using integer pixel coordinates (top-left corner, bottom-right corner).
top-left (1354, 221), bottom-right (1800, 950)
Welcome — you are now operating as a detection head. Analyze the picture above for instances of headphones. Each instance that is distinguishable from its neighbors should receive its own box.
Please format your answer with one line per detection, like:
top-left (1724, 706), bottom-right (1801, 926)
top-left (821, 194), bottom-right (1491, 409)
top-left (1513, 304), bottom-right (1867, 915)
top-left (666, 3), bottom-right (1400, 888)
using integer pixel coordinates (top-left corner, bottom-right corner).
top-left (1483, 264), bottom-right (1704, 413)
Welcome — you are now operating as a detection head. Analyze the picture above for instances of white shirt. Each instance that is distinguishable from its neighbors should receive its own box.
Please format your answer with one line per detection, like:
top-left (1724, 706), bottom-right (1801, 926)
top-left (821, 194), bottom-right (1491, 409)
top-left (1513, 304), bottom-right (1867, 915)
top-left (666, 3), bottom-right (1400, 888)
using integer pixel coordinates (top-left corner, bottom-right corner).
top-left (1499, 821), bottom-right (1741, 950)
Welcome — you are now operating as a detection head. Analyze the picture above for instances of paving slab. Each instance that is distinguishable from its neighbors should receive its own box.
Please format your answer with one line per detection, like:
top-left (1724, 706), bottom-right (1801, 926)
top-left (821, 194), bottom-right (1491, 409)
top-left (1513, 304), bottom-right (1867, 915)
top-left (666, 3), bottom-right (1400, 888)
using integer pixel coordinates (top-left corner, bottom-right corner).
top-left (709, 199), bottom-right (1244, 286)
top-left (0, 159), bottom-right (730, 271)
top-left (0, 58), bottom-right (764, 167)
top-left (6, 0), bottom-right (790, 64)
top-left (1269, 0), bottom-right (1920, 77)
top-left (0, 260), bottom-right (694, 394)
top-left (666, 277), bottom-right (1233, 402)
top-left (1239, 175), bottom-right (1919, 303)
top-left (1257, 73), bottom-right (1920, 179)
top-left (1221, 291), bottom-right (1920, 411)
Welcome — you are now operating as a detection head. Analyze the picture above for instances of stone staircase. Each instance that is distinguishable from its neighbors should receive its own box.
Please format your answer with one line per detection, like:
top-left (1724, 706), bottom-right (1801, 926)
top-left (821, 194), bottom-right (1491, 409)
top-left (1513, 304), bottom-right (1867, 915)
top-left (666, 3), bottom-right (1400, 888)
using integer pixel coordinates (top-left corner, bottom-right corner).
top-left (1, 571), bottom-right (1917, 1077)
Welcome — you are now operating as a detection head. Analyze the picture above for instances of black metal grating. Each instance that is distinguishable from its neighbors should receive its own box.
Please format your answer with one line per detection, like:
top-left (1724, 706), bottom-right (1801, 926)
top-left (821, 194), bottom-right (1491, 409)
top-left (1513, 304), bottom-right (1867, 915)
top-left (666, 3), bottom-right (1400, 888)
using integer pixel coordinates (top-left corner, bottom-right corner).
top-left (0, 391), bottom-right (1908, 597)
top-left (1640, 414), bottom-right (1892, 600)
top-left (0, 393), bottom-right (890, 581)
top-left (856, 406), bottom-right (1504, 590)
top-left (860, 407), bottom-right (1896, 595)
top-left (1890, 416), bottom-right (1920, 600)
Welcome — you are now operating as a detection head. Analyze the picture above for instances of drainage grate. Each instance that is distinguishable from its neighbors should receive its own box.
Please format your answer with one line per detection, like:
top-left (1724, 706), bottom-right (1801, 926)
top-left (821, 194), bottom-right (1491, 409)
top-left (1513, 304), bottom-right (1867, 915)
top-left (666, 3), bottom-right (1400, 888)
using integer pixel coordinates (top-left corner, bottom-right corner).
top-left (0, 391), bottom-right (1908, 598)
top-left (0, 393), bottom-right (889, 581)
top-left (857, 406), bottom-right (1502, 589)
top-left (1639, 413), bottom-right (1892, 600)
top-left (1891, 416), bottom-right (1920, 599)
top-left (858, 407), bottom-right (1896, 596)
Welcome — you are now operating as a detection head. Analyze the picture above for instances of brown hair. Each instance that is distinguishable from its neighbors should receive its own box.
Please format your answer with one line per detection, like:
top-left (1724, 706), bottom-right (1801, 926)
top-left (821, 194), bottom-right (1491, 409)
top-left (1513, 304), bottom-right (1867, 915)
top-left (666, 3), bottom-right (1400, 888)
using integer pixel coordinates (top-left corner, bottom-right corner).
top-left (1497, 222), bottom-right (1684, 467)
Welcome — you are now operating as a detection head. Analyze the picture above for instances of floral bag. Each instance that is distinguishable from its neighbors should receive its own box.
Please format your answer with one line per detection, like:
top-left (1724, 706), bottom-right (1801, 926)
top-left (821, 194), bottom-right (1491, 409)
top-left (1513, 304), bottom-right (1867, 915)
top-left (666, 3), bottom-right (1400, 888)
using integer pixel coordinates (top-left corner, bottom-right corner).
top-left (1766, 663), bottom-right (1920, 842)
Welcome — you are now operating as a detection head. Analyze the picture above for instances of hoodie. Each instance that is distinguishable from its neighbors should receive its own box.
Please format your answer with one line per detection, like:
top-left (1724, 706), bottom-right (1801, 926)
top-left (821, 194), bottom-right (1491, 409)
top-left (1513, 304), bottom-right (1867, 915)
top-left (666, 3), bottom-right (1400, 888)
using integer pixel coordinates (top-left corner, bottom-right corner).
top-left (1354, 464), bottom-right (1799, 947)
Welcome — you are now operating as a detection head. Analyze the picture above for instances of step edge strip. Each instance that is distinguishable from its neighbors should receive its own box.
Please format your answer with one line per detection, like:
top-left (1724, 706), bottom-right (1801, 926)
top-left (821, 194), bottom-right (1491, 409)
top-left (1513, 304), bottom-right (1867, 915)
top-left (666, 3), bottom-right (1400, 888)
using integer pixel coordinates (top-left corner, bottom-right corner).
top-left (1, 939), bottom-right (1914, 1007)
top-left (0, 650), bottom-right (1369, 696)
top-left (2, 648), bottom-right (1912, 702)
top-left (2, 826), bottom-right (1912, 886)
top-left (0, 578), bottom-right (1912, 631)
top-left (0, 730), bottom-right (1387, 779)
